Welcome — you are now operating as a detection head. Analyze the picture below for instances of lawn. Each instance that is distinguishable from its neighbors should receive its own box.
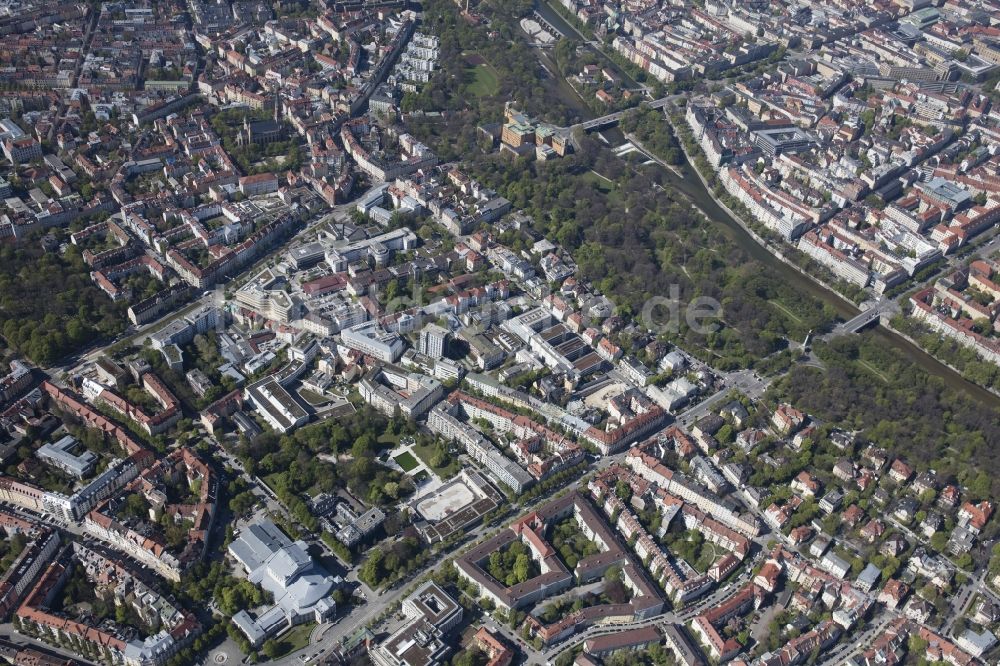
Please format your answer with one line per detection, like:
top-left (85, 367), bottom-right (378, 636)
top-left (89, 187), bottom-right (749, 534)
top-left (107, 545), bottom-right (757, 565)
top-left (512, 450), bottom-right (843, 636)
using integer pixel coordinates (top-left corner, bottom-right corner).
top-left (298, 388), bottom-right (330, 406)
top-left (581, 170), bottom-right (622, 206)
top-left (377, 433), bottom-right (401, 447)
top-left (468, 65), bottom-right (499, 97)
top-left (413, 441), bottom-right (462, 479)
top-left (663, 528), bottom-right (719, 573)
top-left (582, 170), bottom-right (614, 193)
top-left (267, 622), bottom-right (314, 659)
top-left (393, 451), bottom-right (420, 473)
top-left (675, 537), bottom-right (718, 573)
top-left (464, 54), bottom-right (500, 98)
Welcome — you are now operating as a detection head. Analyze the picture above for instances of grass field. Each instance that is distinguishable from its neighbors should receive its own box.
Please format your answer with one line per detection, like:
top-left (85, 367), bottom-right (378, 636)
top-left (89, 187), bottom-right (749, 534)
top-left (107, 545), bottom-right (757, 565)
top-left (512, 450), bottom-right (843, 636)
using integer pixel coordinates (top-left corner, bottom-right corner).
top-left (268, 622), bottom-right (314, 658)
top-left (378, 433), bottom-right (401, 447)
top-left (414, 441), bottom-right (462, 479)
top-left (583, 170), bottom-right (614, 193)
top-left (464, 54), bottom-right (500, 98)
top-left (393, 451), bottom-right (420, 473)
top-left (467, 65), bottom-right (500, 97)
top-left (581, 170), bottom-right (623, 206)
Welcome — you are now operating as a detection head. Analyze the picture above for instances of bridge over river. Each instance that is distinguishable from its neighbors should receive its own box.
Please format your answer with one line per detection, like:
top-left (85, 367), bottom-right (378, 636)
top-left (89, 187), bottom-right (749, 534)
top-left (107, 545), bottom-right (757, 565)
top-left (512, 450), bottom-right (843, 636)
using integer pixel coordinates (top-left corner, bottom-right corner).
top-left (564, 96), bottom-right (673, 133)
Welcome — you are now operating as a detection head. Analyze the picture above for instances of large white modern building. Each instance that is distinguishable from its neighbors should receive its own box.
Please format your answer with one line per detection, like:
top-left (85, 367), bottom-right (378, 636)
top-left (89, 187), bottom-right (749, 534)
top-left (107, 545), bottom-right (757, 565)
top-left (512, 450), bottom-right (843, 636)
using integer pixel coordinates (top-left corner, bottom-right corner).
top-left (229, 520), bottom-right (338, 648)
top-left (340, 321), bottom-right (405, 362)
top-left (417, 324), bottom-right (449, 359)
top-left (36, 435), bottom-right (98, 479)
top-left (245, 376), bottom-right (309, 433)
top-left (323, 227), bottom-right (418, 272)
top-left (358, 366), bottom-right (443, 419)
top-left (149, 304), bottom-right (220, 350)
top-left (235, 269), bottom-right (302, 324)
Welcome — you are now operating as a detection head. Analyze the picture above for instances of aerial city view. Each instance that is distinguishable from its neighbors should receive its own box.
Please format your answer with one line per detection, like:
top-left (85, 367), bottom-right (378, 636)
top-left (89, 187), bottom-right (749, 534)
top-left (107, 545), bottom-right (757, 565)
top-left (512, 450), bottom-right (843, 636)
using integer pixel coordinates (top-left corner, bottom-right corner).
top-left (3, 0), bottom-right (1000, 665)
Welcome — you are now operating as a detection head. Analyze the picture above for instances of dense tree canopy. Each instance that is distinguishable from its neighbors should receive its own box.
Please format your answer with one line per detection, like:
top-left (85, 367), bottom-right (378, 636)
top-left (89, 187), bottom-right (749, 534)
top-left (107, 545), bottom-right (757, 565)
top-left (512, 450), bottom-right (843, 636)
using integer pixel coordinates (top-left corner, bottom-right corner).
top-left (0, 241), bottom-right (125, 365)
top-left (773, 336), bottom-right (1000, 501)
top-left (465, 146), bottom-right (832, 368)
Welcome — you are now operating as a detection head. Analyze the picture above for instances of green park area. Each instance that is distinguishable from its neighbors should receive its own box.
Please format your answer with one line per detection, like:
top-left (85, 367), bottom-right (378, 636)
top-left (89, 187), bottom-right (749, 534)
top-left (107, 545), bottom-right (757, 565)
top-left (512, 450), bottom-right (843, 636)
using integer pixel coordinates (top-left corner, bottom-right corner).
top-left (260, 622), bottom-right (314, 660)
top-left (414, 440), bottom-right (462, 478)
top-left (465, 54), bottom-right (500, 98)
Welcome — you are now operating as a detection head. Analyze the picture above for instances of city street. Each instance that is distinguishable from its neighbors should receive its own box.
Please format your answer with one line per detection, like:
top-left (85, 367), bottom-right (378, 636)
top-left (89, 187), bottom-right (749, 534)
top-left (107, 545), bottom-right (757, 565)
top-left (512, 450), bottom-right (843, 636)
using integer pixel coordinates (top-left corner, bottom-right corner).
top-left (817, 611), bottom-right (901, 666)
top-left (3, 1), bottom-right (1000, 666)
top-left (677, 369), bottom-right (770, 429)
top-left (0, 626), bottom-right (103, 665)
top-left (46, 196), bottom-right (369, 383)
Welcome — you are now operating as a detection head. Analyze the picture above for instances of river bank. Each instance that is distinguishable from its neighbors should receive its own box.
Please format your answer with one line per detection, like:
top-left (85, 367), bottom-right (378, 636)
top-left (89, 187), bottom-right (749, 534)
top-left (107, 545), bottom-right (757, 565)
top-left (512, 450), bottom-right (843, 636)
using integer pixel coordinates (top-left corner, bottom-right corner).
top-left (630, 128), bottom-right (862, 321)
top-left (644, 110), bottom-right (1000, 408)
top-left (881, 316), bottom-right (1000, 400)
top-left (510, 18), bottom-right (1000, 408)
top-left (533, 0), bottom-right (643, 91)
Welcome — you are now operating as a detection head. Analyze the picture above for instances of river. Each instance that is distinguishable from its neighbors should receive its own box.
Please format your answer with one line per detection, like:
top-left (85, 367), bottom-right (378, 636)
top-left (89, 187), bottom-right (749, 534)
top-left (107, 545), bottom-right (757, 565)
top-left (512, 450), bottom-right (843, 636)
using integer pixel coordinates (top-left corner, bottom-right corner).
top-left (525, 6), bottom-right (1000, 408)
top-left (532, 0), bottom-right (642, 90)
top-left (532, 0), bottom-right (584, 42)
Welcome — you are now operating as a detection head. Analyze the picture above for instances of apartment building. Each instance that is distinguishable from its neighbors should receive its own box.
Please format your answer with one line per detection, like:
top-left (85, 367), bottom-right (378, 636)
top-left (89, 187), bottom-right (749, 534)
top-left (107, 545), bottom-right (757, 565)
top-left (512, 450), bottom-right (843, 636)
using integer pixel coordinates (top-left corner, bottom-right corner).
top-left (418, 323), bottom-right (449, 359)
top-left (625, 442), bottom-right (760, 537)
top-left (456, 492), bottom-right (664, 639)
top-left (427, 401), bottom-right (534, 493)
top-left (0, 520), bottom-right (59, 619)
